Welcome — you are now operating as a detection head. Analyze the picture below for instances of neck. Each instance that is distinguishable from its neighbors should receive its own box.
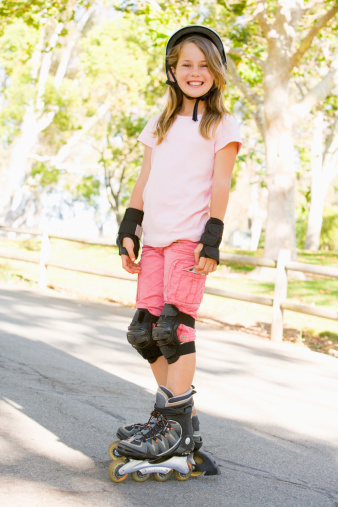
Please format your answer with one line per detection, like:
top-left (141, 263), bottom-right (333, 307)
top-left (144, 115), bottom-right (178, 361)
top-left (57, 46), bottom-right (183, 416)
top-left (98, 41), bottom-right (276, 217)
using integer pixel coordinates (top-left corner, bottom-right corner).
top-left (179, 98), bottom-right (205, 116)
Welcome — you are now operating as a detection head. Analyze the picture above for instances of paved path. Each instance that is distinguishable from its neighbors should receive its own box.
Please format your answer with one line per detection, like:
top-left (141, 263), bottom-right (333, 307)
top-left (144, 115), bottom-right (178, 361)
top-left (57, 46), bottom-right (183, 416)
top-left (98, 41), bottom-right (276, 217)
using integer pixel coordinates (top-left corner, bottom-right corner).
top-left (0, 284), bottom-right (337, 507)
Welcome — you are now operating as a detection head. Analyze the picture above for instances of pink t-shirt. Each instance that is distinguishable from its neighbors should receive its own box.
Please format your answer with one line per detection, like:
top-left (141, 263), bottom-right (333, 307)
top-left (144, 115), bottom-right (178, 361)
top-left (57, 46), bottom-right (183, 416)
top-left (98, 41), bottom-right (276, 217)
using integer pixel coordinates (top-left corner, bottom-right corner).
top-left (137, 112), bottom-right (242, 247)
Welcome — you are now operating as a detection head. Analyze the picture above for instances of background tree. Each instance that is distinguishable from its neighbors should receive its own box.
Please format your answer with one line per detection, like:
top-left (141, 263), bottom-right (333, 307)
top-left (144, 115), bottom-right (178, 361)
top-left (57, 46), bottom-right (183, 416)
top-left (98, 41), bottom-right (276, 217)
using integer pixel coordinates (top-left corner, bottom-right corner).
top-left (1, 0), bottom-right (337, 253)
top-left (207, 0), bottom-right (338, 260)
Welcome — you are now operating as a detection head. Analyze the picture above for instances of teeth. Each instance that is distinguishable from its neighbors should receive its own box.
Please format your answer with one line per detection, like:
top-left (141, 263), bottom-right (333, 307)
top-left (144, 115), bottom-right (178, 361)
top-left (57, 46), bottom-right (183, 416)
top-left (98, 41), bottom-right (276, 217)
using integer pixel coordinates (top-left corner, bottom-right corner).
top-left (189, 82), bottom-right (203, 85)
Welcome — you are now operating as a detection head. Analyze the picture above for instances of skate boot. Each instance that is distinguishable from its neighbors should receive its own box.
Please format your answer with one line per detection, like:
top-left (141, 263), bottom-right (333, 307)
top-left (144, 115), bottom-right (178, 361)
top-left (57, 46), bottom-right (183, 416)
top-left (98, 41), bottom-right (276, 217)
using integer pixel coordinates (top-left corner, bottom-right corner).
top-left (108, 402), bottom-right (203, 460)
top-left (109, 415), bottom-right (156, 460)
top-left (117, 386), bottom-right (195, 460)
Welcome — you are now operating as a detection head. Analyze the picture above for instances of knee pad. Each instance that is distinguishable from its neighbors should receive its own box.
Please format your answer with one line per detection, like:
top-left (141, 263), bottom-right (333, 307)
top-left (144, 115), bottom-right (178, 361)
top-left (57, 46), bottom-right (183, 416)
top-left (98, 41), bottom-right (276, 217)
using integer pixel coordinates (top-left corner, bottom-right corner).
top-left (152, 304), bottom-right (196, 364)
top-left (127, 309), bottom-right (162, 364)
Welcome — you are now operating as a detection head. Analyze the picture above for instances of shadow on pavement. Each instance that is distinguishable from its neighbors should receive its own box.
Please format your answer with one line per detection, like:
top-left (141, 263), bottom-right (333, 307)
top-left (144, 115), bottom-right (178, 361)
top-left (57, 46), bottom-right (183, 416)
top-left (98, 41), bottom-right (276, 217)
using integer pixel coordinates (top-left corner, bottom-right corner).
top-left (0, 286), bottom-right (337, 507)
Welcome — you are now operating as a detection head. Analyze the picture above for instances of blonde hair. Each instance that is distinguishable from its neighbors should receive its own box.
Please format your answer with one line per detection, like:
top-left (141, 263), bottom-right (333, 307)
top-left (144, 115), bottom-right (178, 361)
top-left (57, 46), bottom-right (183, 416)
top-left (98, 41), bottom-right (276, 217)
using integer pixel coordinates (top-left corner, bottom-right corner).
top-left (154, 35), bottom-right (231, 144)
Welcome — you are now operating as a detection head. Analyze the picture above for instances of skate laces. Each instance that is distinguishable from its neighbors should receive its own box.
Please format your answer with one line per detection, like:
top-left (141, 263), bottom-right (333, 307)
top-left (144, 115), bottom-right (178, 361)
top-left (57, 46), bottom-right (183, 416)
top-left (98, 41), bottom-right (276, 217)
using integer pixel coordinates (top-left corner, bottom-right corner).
top-left (136, 410), bottom-right (171, 442)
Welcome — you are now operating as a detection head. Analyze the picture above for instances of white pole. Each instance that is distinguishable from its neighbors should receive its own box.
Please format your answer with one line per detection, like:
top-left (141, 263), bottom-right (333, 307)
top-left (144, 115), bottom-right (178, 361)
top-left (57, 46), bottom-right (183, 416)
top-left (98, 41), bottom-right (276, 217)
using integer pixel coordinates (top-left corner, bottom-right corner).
top-left (39, 231), bottom-right (51, 289)
top-left (271, 249), bottom-right (291, 342)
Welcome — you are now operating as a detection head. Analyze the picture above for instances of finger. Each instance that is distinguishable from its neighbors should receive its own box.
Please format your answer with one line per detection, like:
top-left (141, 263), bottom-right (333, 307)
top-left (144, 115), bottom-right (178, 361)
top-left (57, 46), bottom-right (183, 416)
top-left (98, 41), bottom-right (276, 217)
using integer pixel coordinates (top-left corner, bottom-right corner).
top-left (206, 259), bottom-right (215, 273)
top-left (126, 246), bottom-right (136, 262)
top-left (195, 257), bottom-right (206, 273)
top-left (122, 256), bottom-right (136, 274)
top-left (194, 249), bottom-right (200, 265)
top-left (195, 254), bottom-right (204, 267)
top-left (202, 261), bottom-right (211, 274)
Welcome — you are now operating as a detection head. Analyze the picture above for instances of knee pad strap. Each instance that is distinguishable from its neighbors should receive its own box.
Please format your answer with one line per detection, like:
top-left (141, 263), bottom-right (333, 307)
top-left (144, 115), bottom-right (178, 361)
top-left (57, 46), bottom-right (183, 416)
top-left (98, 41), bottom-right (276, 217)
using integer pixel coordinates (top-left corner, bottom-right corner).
top-left (127, 309), bottom-right (162, 364)
top-left (152, 304), bottom-right (196, 364)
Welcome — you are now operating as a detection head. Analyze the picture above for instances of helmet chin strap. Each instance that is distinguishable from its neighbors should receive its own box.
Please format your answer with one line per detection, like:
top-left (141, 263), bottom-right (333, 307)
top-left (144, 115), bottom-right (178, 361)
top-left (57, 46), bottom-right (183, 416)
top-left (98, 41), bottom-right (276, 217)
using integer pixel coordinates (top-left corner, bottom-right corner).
top-left (166, 69), bottom-right (215, 121)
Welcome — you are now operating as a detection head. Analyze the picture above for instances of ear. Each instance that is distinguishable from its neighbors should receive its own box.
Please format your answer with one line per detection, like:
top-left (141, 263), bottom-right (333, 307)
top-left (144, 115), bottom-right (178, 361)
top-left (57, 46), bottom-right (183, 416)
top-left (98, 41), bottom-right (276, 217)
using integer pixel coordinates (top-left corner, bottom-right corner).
top-left (170, 66), bottom-right (176, 77)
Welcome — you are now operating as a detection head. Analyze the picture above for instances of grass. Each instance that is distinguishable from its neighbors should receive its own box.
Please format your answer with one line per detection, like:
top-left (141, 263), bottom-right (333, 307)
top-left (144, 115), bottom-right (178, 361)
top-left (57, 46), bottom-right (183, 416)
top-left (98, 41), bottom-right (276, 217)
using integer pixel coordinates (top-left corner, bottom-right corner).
top-left (0, 236), bottom-right (337, 358)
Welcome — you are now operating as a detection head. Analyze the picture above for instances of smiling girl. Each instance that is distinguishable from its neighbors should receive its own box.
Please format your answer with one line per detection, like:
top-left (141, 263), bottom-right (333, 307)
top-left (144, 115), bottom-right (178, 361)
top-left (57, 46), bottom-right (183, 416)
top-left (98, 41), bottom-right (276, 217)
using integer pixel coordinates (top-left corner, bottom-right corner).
top-left (113, 25), bottom-right (242, 473)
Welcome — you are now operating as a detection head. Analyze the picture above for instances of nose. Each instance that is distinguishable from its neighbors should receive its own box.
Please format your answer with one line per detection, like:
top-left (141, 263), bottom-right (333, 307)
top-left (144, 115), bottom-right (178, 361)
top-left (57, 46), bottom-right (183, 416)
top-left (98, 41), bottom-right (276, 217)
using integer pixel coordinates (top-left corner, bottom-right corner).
top-left (191, 66), bottom-right (201, 76)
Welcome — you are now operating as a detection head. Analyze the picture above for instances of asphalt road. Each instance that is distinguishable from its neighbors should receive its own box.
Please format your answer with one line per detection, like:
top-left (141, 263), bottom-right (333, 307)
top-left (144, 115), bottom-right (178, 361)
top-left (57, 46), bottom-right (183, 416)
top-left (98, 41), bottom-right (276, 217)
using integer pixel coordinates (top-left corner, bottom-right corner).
top-left (0, 284), bottom-right (337, 507)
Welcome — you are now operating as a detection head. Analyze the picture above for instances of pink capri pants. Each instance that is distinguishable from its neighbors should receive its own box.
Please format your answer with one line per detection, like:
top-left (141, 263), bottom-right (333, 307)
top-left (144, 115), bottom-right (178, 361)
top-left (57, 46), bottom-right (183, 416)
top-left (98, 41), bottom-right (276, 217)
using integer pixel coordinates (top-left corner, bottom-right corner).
top-left (136, 240), bottom-right (207, 342)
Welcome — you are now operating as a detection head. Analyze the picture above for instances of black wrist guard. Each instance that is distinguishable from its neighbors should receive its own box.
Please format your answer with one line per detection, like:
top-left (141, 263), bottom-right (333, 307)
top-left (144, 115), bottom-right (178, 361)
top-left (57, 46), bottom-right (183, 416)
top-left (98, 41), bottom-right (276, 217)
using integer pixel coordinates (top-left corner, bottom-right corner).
top-left (199, 218), bottom-right (224, 264)
top-left (117, 207), bottom-right (144, 259)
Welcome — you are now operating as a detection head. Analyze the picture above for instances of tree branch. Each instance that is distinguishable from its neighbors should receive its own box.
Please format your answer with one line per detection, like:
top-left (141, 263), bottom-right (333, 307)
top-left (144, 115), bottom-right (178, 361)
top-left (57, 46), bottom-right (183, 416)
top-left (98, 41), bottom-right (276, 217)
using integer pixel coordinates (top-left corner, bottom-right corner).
top-left (285, 3), bottom-right (338, 77)
top-left (252, 0), bottom-right (273, 38)
top-left (323, 114), bottom-right (338, 163)
top-left (227, 56), bottom-right (265, 137)
top-left (226, 46), bottom-right (266, 70)
top-left (54, 5), bottom-right (96, 89)
top-left (290, 58), bottom-right (338, 121)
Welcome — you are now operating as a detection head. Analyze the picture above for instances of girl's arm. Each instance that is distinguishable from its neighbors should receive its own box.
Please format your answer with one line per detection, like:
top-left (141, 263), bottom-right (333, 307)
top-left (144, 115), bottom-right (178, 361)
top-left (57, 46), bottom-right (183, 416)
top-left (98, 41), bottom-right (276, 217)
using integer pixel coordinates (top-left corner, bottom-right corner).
top-left (194, 141), bottom-right (238, 275)
top-left (129, 145), bottom-right (152, 210)
top-left (210, 141), bottom-right (238, 220)
top-left (121, 145), bottom-right (152, 274)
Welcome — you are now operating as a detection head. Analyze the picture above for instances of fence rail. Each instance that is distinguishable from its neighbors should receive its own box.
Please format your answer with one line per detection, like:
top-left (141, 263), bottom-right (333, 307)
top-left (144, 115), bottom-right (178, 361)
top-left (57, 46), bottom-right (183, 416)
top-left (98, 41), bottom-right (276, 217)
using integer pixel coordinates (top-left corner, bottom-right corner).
top-left (1, 225), bottom-right (337, 342)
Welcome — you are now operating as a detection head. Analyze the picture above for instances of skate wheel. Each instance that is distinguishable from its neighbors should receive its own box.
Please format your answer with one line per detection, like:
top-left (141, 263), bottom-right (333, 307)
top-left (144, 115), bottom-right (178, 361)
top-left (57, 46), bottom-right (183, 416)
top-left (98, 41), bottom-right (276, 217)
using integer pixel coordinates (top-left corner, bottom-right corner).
top-left (191, 452), bottom-right (204, 477)
top-left (108, 458), bottom-right (127, 483)
top-left (173, 462), bottom-right (192, 481)
top-left (131, 471), bottom-right (150, 482)
top-left (153, 471), bottom-right (172, 482)
top-left (108, 440), bottom-right (122, 460)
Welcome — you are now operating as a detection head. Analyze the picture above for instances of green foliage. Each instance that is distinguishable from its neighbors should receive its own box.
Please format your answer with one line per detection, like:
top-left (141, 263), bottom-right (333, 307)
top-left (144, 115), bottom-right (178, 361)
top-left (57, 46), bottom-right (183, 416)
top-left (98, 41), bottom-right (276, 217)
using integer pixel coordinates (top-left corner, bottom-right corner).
top-left (31, 162), bottom-right (61, 186)
top-left (320, 206), bottom-right (338, 251)
top-left (41, 77), bottom-right (83, 149)
top-left (0, 1), bottom-right (93, 33)
top-left (319, 330), bottom-right (338, 341)
top-left (0, 20), bottom-right (40, 141)
top-left (80, 17), bottom-right (151, 101)
top-left (296, 205), bottom-right (338, 251)
top-left (75, 175), bottom-right (100, 205)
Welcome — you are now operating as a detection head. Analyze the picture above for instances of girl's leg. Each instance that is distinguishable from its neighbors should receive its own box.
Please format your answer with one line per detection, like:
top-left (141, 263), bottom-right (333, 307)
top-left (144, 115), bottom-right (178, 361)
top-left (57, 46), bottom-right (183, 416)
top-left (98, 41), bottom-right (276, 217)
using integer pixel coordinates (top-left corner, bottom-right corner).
top-left (163, 240), bottom-right (207, 396)
top-left (166, 353), bottom-right (196, 394)
top-left (136, 245), bottom-right (166, 383)
top-left (150, 355), bottom-right (168, 386)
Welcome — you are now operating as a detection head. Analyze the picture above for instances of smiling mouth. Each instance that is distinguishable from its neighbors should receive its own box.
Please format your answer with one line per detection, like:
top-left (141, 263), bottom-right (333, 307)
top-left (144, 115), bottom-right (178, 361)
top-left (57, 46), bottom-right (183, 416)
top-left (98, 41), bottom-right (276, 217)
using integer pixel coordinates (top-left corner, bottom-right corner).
top-left (187, 81), bottom-right (204, 86)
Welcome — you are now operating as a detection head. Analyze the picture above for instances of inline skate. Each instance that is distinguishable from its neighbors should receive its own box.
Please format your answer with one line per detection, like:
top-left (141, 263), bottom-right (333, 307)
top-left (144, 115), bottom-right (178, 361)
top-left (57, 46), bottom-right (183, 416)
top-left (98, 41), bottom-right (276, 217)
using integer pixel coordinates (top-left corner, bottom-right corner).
top-left (108, 386), bottom-right (220, 482)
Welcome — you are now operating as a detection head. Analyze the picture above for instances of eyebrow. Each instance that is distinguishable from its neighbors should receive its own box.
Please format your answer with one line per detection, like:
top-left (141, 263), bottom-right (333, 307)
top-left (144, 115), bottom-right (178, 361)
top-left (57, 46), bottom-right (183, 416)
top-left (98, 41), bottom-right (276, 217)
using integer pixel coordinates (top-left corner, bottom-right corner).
top-left (181, 59), bottom-right (207, 63)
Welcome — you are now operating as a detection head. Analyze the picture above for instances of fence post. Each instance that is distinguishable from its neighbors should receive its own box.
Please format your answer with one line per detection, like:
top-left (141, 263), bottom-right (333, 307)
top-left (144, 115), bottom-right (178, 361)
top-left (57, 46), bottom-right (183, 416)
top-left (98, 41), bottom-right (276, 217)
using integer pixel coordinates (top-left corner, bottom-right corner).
top-left (271, 249), bottom-right (291, 342)
top-left (39, 231), bottom-right (51, 289)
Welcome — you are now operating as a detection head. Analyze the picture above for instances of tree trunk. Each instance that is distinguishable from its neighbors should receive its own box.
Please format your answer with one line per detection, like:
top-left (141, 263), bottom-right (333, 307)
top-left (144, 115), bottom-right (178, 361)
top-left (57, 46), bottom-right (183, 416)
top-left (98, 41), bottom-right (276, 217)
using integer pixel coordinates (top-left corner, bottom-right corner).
top-left (305, 111), bottom-right (325, 250)
top-left (263, 71), bottom-right (297, 260)
top-left (0, 10), bottom-right (95, 225)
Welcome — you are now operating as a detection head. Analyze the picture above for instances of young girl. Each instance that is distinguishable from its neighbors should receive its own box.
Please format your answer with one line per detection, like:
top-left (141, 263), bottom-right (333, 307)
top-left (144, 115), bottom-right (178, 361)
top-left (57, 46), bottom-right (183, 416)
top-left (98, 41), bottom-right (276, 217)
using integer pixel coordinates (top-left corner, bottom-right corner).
top-left (114, 25), bottom-right (242, 467)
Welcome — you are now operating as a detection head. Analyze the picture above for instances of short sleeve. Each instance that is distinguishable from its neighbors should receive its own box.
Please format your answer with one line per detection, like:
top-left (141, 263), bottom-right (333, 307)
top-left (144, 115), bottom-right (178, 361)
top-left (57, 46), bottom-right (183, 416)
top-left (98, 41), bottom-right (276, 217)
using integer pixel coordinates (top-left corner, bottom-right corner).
top-left (137, 115), bottom-right (159, 148)
top-left (214, 114), bottom-right (242, 154)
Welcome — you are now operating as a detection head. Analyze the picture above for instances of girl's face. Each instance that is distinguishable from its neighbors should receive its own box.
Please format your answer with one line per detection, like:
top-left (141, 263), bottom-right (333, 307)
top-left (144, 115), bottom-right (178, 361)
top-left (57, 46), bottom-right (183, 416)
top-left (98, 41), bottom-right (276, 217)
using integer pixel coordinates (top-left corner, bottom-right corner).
top-left (171, 42), bottom-right (213, 97)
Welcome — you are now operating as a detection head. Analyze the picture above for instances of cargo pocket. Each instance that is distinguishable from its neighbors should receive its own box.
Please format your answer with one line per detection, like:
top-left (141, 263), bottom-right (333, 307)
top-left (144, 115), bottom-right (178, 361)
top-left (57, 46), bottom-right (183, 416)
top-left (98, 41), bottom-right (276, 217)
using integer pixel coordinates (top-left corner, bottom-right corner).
top-left (173, 266), bottom-right (206, 310)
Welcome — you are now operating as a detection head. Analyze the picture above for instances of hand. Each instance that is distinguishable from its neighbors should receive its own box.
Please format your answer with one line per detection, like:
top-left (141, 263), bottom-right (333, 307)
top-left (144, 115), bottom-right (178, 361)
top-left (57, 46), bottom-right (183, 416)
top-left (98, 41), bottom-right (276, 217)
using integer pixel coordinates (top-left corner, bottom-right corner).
top-left (121, 237), bottom-right (141, 275)
top-left (194, 243), bottom-right (217, 275)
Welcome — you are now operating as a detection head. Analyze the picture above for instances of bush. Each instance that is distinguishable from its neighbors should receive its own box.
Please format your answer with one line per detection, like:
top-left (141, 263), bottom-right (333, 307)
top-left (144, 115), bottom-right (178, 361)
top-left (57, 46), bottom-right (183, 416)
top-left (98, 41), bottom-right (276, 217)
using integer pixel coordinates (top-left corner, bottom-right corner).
top-left (296, 205), bottom-right (338, 251)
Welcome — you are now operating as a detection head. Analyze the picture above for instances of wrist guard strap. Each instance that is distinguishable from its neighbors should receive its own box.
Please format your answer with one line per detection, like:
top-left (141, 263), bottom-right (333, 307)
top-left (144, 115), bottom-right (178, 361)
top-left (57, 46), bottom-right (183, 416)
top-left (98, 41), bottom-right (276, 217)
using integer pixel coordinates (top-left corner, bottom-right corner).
top-left (199, 218), bottom-right (224, 265)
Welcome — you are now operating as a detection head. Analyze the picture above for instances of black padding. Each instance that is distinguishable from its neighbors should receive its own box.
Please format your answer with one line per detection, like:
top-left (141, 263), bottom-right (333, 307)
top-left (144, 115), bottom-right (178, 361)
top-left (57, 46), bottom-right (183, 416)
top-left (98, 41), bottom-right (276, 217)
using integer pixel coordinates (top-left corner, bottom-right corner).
top-left (167, 341), bottom-right (196, 364)
top-left (127, 309), bottom-right (162, 364)
top-left (199, 218), bottom-right (224, 264)
top-left (117, 207), bottom-right (144, 259)
top-left (152, 304), bottom-right (195, 364)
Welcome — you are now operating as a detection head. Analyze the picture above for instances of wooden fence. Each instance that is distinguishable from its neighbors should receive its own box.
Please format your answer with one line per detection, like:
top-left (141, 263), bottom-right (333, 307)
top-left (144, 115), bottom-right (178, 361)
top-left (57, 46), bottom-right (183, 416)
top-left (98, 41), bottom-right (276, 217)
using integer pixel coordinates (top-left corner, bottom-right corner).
top-left (0, 225), bottom-right (337, 342)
